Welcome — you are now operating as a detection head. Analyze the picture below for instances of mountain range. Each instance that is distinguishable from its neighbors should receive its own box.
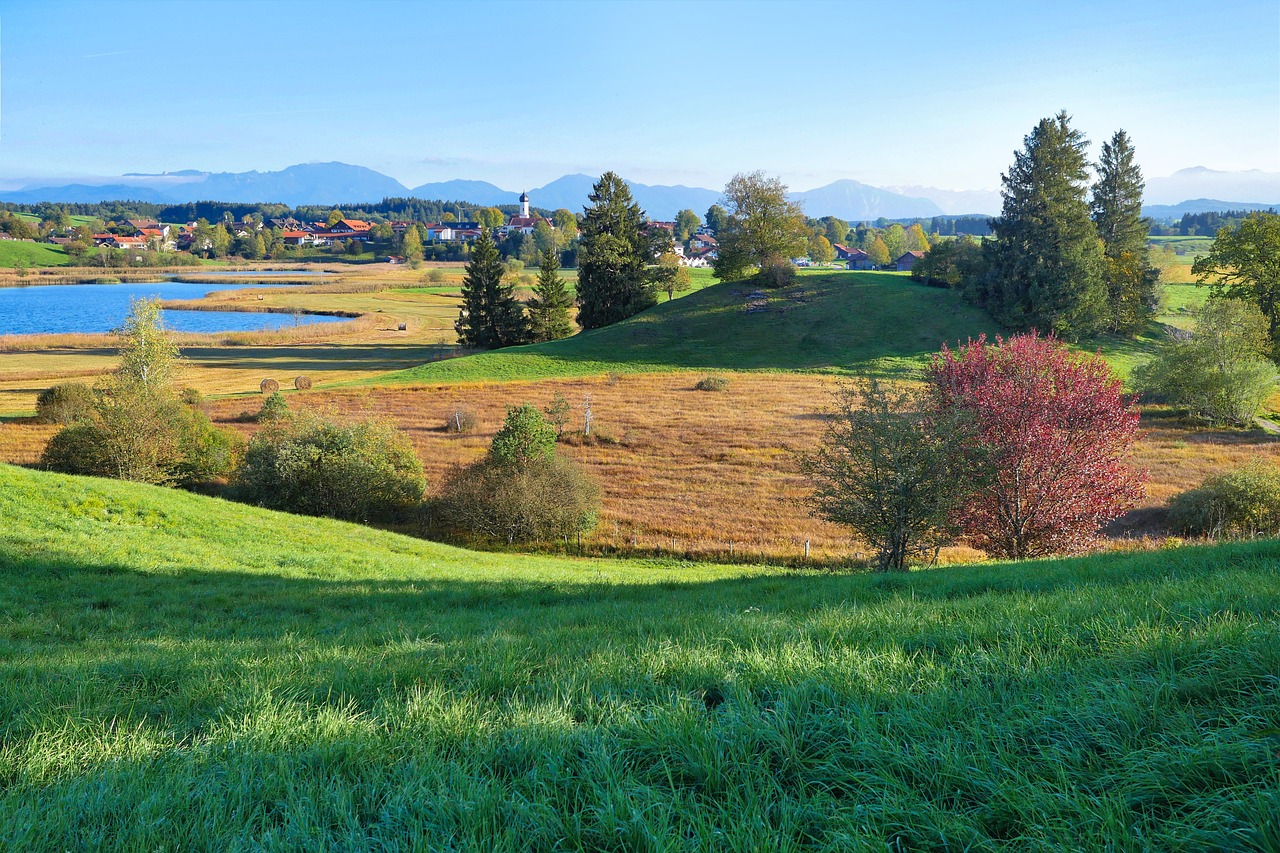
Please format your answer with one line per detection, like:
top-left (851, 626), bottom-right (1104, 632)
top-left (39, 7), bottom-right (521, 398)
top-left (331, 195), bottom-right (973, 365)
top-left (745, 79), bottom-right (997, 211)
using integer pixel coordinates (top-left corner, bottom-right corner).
top-left (0, 162), bottom-right (1275, 222)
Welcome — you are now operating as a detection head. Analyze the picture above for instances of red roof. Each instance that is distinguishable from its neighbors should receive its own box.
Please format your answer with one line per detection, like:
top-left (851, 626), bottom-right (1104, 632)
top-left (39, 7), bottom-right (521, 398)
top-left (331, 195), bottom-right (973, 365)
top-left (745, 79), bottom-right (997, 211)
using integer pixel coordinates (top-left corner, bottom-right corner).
top-left (282, 230), bottom-right (309, 238)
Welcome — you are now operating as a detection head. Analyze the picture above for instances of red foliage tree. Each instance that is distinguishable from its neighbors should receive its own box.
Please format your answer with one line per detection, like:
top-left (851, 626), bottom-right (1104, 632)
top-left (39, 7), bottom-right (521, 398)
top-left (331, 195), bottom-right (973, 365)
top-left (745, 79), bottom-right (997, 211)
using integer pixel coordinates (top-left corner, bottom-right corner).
top-left (926, 332), bottom-right (1146, 558)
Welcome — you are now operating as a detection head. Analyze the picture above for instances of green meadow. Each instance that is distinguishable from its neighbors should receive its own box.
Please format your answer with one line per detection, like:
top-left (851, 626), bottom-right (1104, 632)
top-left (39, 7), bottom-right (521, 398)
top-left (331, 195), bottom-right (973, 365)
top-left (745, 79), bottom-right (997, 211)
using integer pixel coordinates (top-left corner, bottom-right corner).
top-left (1, 464), bottom-right (1277, 848)
top-left (0, 240), bottom-right (71, 268)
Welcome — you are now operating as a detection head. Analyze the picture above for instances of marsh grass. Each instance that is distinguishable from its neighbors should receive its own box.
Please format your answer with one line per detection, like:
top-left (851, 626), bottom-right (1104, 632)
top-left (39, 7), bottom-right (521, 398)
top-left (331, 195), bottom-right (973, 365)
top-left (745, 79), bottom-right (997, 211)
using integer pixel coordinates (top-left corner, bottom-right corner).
top-left (1, 464), bottom-right (1277, 849)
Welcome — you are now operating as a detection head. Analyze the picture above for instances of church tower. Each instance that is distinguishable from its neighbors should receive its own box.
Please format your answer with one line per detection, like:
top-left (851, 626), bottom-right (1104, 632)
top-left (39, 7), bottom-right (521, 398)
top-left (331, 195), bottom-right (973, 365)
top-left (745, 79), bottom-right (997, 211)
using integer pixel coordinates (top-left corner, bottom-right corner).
top-left (519, 190), bottom-right (530, 218)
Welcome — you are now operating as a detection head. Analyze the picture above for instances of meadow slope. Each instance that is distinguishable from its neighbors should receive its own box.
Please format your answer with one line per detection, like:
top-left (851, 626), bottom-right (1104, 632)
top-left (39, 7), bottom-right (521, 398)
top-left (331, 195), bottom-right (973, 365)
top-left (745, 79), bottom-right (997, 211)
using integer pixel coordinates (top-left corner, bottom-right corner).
top-left (1, 464), bottom-right (1277, 849)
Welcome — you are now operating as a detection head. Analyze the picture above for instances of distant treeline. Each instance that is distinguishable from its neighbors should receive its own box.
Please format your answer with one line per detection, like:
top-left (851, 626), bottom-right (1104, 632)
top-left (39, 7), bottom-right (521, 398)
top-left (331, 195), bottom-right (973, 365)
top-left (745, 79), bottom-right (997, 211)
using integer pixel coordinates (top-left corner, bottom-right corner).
top-left (868, 216), bottom-right (993, 237)
top-left (0, 197), bottom-right (550, 225)
top-left (1147, 209), bottom-right (1277, 237)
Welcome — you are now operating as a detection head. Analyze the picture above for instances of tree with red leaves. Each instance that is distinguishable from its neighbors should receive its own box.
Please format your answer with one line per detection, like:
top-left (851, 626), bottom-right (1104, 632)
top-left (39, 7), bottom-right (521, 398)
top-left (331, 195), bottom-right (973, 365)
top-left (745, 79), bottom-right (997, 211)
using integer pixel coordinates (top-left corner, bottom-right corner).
top-left (926, 332), bottom-right (1146, 559)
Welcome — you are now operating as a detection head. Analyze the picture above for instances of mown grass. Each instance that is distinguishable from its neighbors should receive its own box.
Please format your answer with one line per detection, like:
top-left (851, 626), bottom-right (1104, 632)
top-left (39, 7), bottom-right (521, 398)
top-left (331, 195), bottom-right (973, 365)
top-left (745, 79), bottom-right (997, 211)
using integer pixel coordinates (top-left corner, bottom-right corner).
top-left (1, 463), bottom-right (1277, 849)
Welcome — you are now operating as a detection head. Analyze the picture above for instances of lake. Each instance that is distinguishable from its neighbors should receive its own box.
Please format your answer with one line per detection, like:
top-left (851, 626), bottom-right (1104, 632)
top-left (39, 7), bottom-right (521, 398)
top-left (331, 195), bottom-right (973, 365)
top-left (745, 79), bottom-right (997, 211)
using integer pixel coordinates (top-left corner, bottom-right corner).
top-left (0, 282), bottom-right (350, 335)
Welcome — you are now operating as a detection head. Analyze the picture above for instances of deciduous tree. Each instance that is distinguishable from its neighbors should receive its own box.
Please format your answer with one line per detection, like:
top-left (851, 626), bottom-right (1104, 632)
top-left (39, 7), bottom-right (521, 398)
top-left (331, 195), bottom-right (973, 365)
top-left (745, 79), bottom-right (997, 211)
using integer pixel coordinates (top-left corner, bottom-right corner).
top-left (1192, 212), bottom-right (1280, 353)
top-left (926, 332), bottom-right (1146, 558)
top-left (712, 171), bottom-right (808, 282)
top-left (675, 209), bottom-right (701, 242)
top-left (867, 236), bottom-right (891, 268)
top-left (808, 235), bottom-right (835, 265)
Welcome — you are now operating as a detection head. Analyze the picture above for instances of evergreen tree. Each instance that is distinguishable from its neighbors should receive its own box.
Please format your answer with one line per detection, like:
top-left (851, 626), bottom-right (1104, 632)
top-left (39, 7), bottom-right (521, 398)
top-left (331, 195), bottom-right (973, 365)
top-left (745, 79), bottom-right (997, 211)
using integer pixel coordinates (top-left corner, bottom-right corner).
top-left (977, 112), bottom-right (1108, 339)
top-left (455, 230), bottom-right (531, 349)
top-left (1092, 130), bottom-right (1159, 335)
top-left (527, 247), bottom-right (575, 341)
top-left (576, 172), bottom-right (656, 330)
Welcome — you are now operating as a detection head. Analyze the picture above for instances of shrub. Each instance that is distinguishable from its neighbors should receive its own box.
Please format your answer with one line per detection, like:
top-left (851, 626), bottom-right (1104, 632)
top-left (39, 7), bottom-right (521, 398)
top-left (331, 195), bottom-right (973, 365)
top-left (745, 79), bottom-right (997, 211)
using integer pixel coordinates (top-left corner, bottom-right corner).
top-left (179, 387), bottom-right (204, 408)
top-left (258, 391), bottom-right (289, 423)
top-left (756, 257), bottom-right (796, 289)
top-left (435, 455), bottom-right (599, 545)
top-left (260, 378), bottom-right (280, 395)
top-left (40, 423), bottom-right (110, 476)
top-left (426, 268), bottom-right (447, 283)
top-left (443, 407), bottom-right (478, 434)
top-left (694, 375), bottom-right (730, 392)
top-left (34, 383), bottom-right (95, 424)
top-left (1167, 463), bottom-right (1280, 538)
top-left (235, 416), bottom-right (425, 522)
top-left (434, 404), bottom-right (600, 544)
top-left (174, 408), bottom-right (244, 486)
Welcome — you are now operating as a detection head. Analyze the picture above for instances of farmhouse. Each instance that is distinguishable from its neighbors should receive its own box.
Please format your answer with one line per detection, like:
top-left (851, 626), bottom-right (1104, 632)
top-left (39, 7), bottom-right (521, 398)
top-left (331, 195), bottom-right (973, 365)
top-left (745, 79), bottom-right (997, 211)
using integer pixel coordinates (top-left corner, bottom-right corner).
top-left (895, 251), bottom-right (924, 272)
top-left (844, 249), bottom-right (874, 270)
top-left (691, 234), bottom-right (718, 250)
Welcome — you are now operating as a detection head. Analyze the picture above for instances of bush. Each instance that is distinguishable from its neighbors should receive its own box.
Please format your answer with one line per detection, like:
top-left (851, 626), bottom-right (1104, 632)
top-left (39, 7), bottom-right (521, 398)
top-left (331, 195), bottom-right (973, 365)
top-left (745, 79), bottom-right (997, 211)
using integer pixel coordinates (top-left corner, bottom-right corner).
top-left (34, 383), bottom-right (95, 425)
top-left (174, 408), bottom-right (244, 486)
top-left (434, 404), bottom-right (600, 544)
top-left (258, 391), bottom-right (289, 423)
top-left (443, 407), bottom-right (478, 434)
top-left (426, 268), bottom-right (447, 283)
top-left (235, 416), bottom-right (425, 522)
top-left (40, 423), bottom-right (110, 476)
top-left (434, 455), bottom-right (599, 545)
top-left (179, 387), bottom-right (204, 408)
top-left (694, 375), bottom-right (730, 392)
top-left (756, 257), bottom-right (796, 289)
top-left (1167, 463), bottom-right (1280, 538)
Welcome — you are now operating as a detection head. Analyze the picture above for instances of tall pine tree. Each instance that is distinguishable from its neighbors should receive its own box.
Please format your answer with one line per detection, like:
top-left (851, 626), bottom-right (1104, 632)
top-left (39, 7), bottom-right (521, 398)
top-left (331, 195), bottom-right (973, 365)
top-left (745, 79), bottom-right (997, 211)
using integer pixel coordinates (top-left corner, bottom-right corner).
top-left (978, 112), bottom-right (1108, 339)
top-left (527, 247), bottom-right (575, 341)
top-left (455, 229), bottom-right (531, 349)
top-left (576, 172), bottom-right (656, 329)
top-left (1092, 130), bottom-right (1159, 335)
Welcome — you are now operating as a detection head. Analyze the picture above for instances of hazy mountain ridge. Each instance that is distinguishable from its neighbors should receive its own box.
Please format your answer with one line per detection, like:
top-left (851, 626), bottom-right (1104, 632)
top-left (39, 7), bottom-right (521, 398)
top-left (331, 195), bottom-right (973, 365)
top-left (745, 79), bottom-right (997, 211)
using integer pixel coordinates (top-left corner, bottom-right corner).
top-left (1, 162), bottom-right (1276, 222)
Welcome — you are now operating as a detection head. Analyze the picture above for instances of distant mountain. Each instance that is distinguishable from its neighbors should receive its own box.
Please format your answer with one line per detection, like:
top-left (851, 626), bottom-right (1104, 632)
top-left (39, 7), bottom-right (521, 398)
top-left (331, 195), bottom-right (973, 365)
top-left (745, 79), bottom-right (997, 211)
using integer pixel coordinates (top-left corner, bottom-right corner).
top-left (407, 179), bottom-right (511, 206)
top-left (192, 163), bottom-right (409, 205)
top-left (1146, 167), bottom-right (1280, 206)
top-left (882, 185), bottom-right (1001, 216)
top-left (789, 180), bottom-right (944, 221)
top-left (1142, 198), bottom-right (1280, 219)
top-left (0, 183), bottom-right (178, 204)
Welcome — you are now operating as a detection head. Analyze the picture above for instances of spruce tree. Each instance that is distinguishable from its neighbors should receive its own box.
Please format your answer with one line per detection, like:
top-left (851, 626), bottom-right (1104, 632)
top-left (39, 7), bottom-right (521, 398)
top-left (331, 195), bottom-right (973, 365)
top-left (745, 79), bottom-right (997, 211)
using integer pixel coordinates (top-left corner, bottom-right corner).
top-left (980, 112), bottom-right (1108, 339)
top-left (576, 172), bottom-right (656, 329)
top-left (527, 247), bottom-right (575, 341)
top-left (455, 230), bottom-right (531, 349)
top-left (1092, 130), bottom-right (1159, 335)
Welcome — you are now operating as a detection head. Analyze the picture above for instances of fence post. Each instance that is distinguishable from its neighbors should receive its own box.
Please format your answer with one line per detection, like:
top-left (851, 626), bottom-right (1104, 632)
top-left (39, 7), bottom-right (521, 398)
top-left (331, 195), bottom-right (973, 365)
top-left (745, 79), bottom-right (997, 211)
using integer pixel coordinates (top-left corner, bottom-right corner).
top-left (804, 539), bottom-right (810, 560)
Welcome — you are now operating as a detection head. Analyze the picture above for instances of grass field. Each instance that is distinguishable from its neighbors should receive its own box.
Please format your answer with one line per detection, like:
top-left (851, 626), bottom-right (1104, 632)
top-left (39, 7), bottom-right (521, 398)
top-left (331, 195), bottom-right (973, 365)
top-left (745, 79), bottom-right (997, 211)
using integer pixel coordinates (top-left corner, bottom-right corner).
top-left (1, 464), bottom-right (1277, 849)
top-left (0, 241), bottom-right (71, 268)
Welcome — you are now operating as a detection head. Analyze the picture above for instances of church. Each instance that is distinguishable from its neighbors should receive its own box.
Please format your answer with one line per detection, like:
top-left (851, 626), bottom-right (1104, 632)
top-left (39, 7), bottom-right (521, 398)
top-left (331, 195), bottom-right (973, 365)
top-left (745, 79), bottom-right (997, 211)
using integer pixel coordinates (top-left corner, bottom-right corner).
top-left (503, 191), bottom-right (553, 235)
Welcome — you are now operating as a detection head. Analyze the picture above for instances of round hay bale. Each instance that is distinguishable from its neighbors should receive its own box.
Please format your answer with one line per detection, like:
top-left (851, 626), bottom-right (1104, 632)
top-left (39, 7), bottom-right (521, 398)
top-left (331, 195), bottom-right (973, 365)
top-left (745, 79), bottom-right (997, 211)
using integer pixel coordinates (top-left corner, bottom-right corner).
top-left (294, 375), bottom-right (312, 391)
top-left (260, 378), bottom-right (280, 395)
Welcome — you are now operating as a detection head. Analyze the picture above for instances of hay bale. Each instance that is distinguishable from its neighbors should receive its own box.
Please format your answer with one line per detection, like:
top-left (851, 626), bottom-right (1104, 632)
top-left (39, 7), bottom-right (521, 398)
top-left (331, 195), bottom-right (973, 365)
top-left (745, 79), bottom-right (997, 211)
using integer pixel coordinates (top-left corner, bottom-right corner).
top-left (294, 375), bottom-right (312, 391)
top-left (260, 378), bottom-right (280, 395)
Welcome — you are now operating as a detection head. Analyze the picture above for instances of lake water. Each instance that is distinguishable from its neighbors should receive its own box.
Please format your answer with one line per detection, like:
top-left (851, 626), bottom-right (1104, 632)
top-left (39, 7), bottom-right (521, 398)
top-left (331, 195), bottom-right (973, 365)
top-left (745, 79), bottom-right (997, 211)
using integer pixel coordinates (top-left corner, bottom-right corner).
top-left (0, 282), bottom-right (350, 335)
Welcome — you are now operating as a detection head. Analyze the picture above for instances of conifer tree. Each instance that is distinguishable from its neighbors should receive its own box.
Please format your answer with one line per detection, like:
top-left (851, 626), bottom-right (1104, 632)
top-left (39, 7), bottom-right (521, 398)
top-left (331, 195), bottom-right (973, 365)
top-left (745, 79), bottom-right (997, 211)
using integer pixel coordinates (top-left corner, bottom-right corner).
top-left (455, 230), bottom-right (531, 349)
top-left (1092, 130), bottom-right (1159, 335)
top-left (527, 247), bottom-right (575, 341)
top-left (576, 172), bottom-right (656, 329)
top-left (979, 112), bottom-right (1108, 339)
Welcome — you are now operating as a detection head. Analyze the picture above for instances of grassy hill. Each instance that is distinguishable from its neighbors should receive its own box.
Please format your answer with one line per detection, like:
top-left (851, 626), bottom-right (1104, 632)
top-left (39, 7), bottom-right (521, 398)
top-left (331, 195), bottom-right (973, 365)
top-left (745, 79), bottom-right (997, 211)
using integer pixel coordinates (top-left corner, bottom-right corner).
top-left (0, 241), bottom-right (70, 268)
top-left (2, 463), bottom-right (1277, 848)
top-left (372, 269), bottom-right (1174, 387)
top-left (374, 270), bottom-right (1003, 384)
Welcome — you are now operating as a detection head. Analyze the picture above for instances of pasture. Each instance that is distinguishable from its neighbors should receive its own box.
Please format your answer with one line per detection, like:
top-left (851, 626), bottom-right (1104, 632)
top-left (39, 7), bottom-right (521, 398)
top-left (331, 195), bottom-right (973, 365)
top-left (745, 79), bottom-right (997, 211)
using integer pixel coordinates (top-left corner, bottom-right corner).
top-left (1, 464), bottom-right (1277, 850)
top-left (0, 241), bottom-right (71, 268)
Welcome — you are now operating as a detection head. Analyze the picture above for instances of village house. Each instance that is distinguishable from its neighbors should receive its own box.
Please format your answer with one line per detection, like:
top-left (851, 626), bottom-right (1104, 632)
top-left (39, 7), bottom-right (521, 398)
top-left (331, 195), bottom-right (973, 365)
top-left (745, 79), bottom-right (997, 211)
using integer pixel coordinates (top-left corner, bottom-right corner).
top-left (93, 233), bottom-right (148, 250)
top-left (691, 234), bottom-right (718, 251)
top-left (895, 250), bottom-right (925, 272)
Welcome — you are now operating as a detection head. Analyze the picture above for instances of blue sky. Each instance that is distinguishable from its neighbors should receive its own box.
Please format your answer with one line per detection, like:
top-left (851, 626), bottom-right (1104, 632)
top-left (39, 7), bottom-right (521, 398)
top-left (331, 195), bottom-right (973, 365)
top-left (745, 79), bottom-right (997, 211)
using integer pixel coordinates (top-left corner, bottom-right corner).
top-left (0, 0), bottom-right (1276, 191)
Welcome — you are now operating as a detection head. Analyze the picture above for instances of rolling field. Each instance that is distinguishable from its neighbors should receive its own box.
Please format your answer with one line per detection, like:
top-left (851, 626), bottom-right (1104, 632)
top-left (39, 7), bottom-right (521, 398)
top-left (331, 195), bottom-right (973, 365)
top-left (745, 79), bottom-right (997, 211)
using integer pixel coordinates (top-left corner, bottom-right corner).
top-left (0, 241), bottom-right (71, 268)
top-left (2, 464), bottom-right (1277, 849)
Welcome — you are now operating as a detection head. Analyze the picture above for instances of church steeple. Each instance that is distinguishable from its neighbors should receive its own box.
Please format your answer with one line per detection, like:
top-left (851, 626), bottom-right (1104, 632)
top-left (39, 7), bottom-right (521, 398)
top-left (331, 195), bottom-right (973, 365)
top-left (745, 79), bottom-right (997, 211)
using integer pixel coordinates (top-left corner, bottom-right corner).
top-left (519, 190), bottom-right (530, 218)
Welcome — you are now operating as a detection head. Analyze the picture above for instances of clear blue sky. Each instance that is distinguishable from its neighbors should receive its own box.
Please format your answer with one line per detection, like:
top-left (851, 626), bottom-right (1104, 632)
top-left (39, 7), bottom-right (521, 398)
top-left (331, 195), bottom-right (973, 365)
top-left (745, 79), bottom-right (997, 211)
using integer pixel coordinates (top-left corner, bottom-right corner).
top-left (0, 0), bottom-right (1276, 191)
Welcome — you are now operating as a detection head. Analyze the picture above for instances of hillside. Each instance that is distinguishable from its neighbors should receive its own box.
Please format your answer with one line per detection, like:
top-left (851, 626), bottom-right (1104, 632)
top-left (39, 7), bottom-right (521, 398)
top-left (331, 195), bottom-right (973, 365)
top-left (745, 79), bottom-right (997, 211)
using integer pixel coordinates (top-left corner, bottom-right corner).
top-left (1, 464), bottom-right (1277, 848)
top-left (377, 270), bottom-right (1003, 385)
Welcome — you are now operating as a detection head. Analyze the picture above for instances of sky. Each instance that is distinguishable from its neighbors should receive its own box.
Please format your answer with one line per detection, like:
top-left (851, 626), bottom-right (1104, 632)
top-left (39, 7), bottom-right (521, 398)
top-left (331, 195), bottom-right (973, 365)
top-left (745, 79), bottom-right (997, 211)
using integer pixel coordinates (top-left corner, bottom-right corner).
top-left (0, 0), bottom-right (1276, 192)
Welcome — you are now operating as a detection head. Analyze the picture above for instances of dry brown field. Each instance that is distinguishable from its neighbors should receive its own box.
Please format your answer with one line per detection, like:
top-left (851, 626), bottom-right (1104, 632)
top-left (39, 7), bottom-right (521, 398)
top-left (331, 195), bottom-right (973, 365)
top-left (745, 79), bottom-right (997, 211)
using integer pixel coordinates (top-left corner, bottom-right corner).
top-left (7, 370), bottom-right (1273, 564)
